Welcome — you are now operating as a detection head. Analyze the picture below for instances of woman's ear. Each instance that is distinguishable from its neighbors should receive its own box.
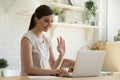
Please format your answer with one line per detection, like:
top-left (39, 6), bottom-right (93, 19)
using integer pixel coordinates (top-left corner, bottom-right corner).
top-left (35, 17), bottom-right (39, 23)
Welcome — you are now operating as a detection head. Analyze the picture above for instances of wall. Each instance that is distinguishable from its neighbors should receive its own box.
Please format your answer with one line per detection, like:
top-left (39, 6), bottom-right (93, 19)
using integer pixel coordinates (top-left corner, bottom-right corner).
top-left (0, 11), bottom-right (30, 69)
top-left (107, 0), bottom-right (120, 41)
top-left (51, 26), bottom-right (94, 60)
top-left (98, 0), bottom-right (107, 41)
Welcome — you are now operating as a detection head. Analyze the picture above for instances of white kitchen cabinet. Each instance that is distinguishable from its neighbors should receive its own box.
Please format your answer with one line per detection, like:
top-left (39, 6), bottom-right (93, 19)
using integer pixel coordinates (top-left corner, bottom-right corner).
top-left (50, 1), bottom-right (103, 41)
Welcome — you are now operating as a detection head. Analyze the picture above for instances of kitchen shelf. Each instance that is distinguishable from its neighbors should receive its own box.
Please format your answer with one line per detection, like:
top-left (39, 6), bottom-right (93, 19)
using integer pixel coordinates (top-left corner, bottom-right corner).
top-left (50, 23), bottom-right (104, 38)
top-left (53, 23), bottom-right (103, 29)
top-left (52, 3), bottom-right (85, 12)
top-left (51, 2), bottom-right (101, 41)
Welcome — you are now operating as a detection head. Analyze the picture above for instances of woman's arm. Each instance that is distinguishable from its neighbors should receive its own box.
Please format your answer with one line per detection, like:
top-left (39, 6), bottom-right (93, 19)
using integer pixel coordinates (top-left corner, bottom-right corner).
top-left (49, 46), bottom-right (64, 69)
top-left (21, 38), bottom-right (67, 76)
top-left (49, 37), bottom-right (75, 71)
top-left (49, 37), bottom-right (65, 69)
top-left (49, 47), bottom-right (75, 72)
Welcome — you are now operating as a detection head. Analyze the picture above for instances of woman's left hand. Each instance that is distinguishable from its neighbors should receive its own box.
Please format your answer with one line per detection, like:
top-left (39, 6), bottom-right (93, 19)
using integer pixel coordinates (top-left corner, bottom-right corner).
top-left (57, 36), bottom-right (66, 56)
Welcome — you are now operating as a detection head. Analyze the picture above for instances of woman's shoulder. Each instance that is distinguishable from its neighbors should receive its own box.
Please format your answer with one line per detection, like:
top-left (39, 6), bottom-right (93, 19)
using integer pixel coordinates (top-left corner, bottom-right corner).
top-left (23, 31), bottom-right (32, 37)
top-left (22, 31), bottom-right (35, 44)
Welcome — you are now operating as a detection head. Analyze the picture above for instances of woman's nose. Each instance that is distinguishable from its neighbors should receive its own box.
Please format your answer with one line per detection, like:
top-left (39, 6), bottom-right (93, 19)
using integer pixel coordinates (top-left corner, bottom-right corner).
top-left (48, 22), bottom-right (53, 26)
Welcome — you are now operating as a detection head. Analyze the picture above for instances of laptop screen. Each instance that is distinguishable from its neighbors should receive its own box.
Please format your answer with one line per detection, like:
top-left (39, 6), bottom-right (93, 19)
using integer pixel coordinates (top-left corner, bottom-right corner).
top-left (71, 50), bottom-right (106, 77)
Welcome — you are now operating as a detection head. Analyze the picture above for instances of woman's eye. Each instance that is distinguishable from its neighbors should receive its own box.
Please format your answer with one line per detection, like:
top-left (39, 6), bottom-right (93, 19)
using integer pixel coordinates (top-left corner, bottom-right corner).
top-left (44, 20), bottom-right (49, 23)
top-left (51, 21), bottom-right (53, 23)
top-left (44, 20), bottom-right (53, 24)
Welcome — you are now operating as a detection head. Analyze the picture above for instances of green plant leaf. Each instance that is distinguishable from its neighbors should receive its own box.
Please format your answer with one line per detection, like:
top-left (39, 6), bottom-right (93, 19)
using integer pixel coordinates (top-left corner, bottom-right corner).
top-left (85, 0), bottom-right (97, 17)
top-left (53, 8), bottom-right (61, 15)
top-left (0, 58), bottom-right (8, 68)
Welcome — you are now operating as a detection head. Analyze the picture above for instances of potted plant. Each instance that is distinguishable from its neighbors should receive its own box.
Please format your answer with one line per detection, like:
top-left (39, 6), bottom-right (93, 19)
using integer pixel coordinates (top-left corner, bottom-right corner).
top-left (53, 8), bottom-right (61, 23)
top-left (0, 58), bottom-right (8, 76)
top-left (114, 29), bottom-right (120, 41)
top-left (85, 0), bottom-right (97, 25)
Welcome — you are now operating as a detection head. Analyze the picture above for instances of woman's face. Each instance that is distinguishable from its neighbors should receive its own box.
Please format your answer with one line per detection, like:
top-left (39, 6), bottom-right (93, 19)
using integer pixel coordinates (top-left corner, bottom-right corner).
top-left (35, 14), bottom-right (54, 32)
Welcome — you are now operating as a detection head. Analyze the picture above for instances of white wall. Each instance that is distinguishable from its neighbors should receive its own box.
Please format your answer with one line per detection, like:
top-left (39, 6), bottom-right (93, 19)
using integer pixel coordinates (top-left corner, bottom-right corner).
top-left (107, 0), bottom-right (120, 41)
top-left (51, 26), bottom-right (93, 60)
top-left (0, 13), bottom-right (30, 69)
top-left (98, 0), bottom-right (107, 41)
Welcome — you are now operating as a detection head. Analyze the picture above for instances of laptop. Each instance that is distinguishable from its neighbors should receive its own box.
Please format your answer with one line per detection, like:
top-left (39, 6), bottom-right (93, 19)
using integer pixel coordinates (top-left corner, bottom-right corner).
top-left (68, 50), bottom-right (106, 78)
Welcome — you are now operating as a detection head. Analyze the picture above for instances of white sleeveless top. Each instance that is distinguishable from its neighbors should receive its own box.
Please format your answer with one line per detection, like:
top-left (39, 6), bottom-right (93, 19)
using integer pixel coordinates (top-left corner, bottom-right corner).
top-left (21, 31), bottom-right (51, 71)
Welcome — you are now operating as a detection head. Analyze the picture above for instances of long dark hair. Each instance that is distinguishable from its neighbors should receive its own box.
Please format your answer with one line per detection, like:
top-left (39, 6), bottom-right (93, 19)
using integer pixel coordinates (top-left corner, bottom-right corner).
top-left (28, 5), bottom-right (53, 30)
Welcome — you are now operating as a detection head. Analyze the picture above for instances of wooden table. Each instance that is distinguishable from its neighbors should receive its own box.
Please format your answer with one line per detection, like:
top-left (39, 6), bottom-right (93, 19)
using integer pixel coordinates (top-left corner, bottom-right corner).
top-left (0, 72), bottom-right (120, 80)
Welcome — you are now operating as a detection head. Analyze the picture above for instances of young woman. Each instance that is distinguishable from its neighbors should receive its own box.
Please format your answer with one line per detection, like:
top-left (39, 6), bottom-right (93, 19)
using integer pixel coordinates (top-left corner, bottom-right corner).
top-left (21, 5), bottom-right (74, 77)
